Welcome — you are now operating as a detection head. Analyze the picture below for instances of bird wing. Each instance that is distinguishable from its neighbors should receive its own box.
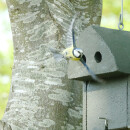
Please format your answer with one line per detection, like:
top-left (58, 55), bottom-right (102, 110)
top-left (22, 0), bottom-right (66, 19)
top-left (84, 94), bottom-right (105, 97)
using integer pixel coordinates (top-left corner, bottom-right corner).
top-left (49, 48), bottom-right (64, 62)
top-left (72, 28), bottom-right (76, 48)
top-left (66, 14), bottom-right (77, 48)
top-left (80, 58), bottom-right (103, 83)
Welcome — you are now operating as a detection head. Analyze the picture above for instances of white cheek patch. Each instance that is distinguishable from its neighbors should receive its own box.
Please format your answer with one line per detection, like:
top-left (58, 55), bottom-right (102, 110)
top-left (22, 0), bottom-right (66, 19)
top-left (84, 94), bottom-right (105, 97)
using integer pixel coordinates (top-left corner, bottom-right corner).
top-left (74, 50), bottom-right (80, 57)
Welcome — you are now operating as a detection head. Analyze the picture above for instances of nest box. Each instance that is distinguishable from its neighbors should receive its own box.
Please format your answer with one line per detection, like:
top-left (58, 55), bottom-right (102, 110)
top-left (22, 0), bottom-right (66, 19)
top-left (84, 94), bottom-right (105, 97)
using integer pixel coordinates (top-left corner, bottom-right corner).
top-left (68, 25), bottom-right (130, 81)
top-left (68, 26), bottom-right (130, 130)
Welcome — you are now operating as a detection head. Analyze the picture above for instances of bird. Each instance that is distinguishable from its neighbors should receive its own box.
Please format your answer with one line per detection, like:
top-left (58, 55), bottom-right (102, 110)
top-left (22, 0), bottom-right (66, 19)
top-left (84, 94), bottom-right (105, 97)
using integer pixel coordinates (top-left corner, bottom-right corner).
top-left (50, 13), bottom-right (103, 83)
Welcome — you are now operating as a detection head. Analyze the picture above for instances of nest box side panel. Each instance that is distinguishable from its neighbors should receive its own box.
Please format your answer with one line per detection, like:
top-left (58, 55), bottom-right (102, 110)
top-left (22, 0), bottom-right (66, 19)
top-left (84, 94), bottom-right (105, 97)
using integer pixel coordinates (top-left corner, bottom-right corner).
top-left (87, 77), bottom-right (128, 130)
top-left (93, 26), bottom-right (130, 74)
top-left (128, 76), bottom-right (130, 127)
top-left (68, 26), bottom-right (117, 80)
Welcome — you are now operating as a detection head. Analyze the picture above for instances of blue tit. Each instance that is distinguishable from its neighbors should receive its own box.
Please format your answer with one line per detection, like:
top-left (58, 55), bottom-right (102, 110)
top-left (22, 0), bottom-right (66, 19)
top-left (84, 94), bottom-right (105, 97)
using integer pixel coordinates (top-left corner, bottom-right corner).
top-left (62, 46), bottom-right (83, 61)
top-left (50, 13), bottom-right (103, 83)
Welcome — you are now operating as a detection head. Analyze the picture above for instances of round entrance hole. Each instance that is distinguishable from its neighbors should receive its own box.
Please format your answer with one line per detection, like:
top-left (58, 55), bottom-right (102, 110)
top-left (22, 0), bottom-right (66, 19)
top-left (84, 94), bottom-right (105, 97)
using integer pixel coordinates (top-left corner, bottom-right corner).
top-left (94, 51), bottom-right (102, 63)
top-left (82, 54), bottom-right (86, 63)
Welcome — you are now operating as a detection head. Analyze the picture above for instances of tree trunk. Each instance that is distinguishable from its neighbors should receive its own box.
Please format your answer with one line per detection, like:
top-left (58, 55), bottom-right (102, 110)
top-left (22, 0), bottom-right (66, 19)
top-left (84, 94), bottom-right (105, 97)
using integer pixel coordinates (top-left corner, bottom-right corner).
top-left (0, 0), bottom-right (102, 129)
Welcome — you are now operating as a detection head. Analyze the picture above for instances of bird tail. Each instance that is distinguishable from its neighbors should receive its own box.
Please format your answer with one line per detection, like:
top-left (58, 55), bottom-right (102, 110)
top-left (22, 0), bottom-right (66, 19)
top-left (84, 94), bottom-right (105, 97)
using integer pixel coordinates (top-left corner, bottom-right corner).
top-left (49, 48), bottom-right (64, 62)
top-left (49, 47), bottom-right (61, 54)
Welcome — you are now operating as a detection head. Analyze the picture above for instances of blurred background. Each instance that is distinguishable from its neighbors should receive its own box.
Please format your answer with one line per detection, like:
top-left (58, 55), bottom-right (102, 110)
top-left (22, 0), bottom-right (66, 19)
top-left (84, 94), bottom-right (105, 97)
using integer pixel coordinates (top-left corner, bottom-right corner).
top-left (0, 0), bottom-right (13, 119)
top-left (0, 0), bottom-right (130, 119)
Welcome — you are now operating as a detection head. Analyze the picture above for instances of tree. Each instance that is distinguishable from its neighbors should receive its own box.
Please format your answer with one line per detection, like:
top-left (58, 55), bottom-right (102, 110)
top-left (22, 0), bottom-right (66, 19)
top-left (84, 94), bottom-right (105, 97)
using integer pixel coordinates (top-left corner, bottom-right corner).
top-left (0, 0), bottom-right (102, 129)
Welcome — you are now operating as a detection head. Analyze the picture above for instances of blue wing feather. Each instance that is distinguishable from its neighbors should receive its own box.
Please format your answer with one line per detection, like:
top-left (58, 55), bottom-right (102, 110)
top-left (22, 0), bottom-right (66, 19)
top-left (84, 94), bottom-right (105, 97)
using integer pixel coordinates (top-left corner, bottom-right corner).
top-left (72, 28), bottom-right (76, 48)
top-left (67, 14), bottom-right (77, 48)
top-left (80, 58), bottom-right (104, 83)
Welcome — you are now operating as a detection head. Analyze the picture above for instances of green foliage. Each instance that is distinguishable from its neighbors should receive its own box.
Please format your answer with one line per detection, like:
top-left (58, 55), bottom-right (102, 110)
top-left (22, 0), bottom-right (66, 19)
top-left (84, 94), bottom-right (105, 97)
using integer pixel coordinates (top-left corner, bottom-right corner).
top-left (0, 53), bottom-right (13, 119)
top-left (0, 44), bottom-right (13, 119)
top-left (0, 82), bottom-right (10, 119)
top-left (0, 0), bottom-right (7, 11)
top-left (0, 0), bottom-right (13, 119)
top-left (101, 0), bottom-right (130, 31)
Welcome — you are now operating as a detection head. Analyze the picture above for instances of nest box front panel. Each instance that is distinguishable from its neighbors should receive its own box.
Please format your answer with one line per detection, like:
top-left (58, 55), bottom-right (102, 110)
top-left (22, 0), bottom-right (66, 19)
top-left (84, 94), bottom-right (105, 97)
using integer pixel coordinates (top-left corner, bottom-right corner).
top-left (87, 77), bottom-right (128, 130)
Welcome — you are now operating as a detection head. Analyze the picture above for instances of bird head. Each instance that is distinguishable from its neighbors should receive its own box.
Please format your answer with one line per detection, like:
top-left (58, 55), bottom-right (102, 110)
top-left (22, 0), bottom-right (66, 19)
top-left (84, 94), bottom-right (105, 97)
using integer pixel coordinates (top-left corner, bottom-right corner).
top-left (73, 48), bottom-right (83, 58)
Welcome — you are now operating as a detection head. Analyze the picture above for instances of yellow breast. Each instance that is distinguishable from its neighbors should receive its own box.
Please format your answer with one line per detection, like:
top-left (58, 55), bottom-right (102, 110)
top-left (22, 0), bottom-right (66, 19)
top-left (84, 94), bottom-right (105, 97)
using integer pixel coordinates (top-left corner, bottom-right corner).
top-left (62, 46), bottom-right (80, 61)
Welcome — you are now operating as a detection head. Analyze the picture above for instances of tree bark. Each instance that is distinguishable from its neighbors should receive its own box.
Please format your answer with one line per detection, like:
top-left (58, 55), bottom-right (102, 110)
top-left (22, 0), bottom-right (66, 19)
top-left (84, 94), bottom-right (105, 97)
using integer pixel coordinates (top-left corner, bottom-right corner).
top-left (1, 0), bottom-right (102, 129)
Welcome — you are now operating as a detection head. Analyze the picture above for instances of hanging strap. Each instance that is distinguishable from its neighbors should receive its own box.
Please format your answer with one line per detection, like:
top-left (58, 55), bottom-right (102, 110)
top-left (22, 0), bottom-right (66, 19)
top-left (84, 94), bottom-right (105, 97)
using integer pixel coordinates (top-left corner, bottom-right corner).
top-left (118, 0), bottom-right (124, 30)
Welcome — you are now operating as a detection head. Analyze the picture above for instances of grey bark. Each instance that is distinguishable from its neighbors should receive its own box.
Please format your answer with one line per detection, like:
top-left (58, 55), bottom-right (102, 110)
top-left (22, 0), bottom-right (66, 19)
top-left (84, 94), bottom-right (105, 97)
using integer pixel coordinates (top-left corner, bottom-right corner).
top-left (1, 0), bottom-right (102, 129)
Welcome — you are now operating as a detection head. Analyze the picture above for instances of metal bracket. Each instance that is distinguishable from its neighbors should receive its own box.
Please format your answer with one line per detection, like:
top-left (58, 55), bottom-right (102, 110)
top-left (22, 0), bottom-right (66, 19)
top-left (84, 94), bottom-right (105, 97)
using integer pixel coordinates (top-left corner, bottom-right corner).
top-left (118, 0), bottom-right (124, 30)
top-left (99, 117), bottom-right (108, 130)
